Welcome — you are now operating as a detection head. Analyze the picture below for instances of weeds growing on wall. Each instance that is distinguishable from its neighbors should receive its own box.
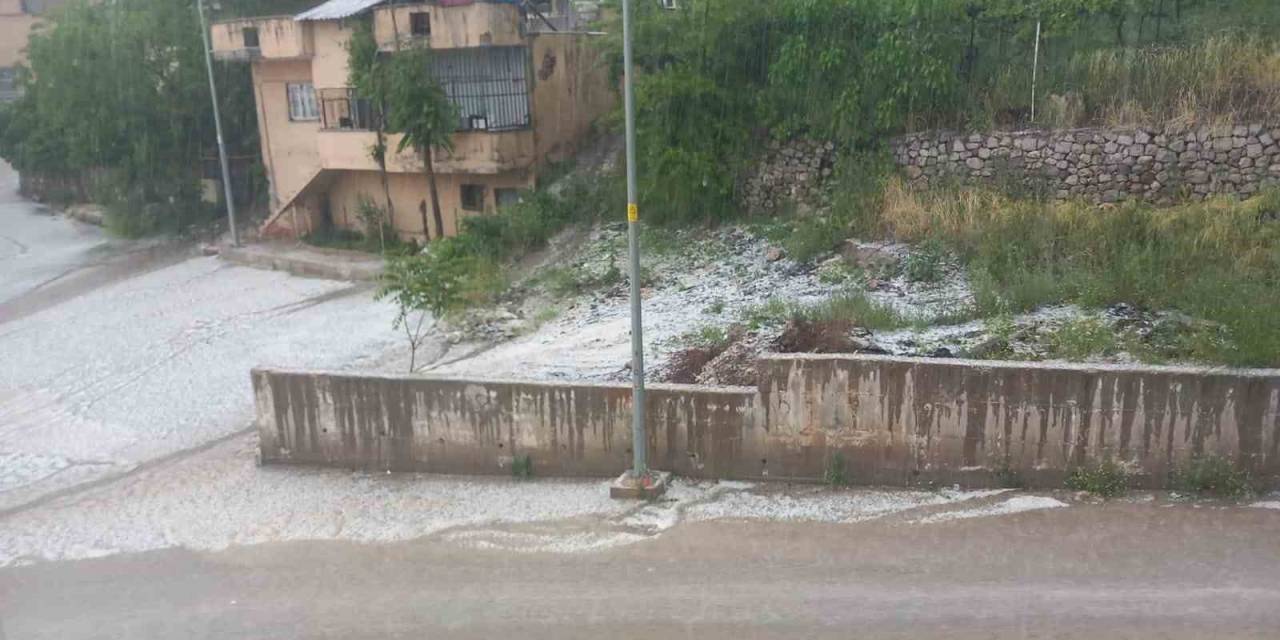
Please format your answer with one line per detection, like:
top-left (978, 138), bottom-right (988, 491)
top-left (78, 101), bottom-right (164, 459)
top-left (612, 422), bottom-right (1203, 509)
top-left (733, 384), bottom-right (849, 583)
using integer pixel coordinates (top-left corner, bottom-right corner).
top-left (824, 452), bottom-right (850, 487)
top-left (1171, 455), bottom-right (1253, 500)
top-left (1065, 460), bottom-right (1132, 498)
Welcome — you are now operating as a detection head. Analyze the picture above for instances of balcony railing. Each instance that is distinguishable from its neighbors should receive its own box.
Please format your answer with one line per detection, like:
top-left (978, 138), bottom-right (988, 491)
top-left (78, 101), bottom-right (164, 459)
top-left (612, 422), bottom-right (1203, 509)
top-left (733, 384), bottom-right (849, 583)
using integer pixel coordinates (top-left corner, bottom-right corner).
top-left (319, 89), bottom-right (379, 132)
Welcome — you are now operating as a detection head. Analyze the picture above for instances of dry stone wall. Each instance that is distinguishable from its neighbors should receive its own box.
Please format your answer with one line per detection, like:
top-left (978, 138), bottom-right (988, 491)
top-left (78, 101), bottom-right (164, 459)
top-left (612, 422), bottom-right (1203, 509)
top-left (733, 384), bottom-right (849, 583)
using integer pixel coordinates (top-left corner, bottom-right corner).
top-left (895, 124), bottom-right (1280, 204)
top-left (739, 124), bottom-right (1280, 209)
top-left (738, 138), bottom-right (837, 212)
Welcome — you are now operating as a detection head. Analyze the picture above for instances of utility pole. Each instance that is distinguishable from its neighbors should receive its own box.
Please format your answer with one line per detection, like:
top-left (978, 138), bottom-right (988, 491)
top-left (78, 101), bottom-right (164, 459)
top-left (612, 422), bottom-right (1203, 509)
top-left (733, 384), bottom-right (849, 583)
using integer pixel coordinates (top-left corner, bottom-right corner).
top-left (1030, 19), bottom-right (1041, 123)
top-left (197, 0), bottom-right (240, 247)
top-left (610, 0), bottom-right (667, 500)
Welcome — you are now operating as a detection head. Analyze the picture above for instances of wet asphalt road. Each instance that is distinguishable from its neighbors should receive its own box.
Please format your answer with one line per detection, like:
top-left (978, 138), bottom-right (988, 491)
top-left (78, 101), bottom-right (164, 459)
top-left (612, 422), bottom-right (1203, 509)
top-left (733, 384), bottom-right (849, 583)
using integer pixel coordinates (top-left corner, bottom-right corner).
top-left (2, 501), bottom-right (1279, 639)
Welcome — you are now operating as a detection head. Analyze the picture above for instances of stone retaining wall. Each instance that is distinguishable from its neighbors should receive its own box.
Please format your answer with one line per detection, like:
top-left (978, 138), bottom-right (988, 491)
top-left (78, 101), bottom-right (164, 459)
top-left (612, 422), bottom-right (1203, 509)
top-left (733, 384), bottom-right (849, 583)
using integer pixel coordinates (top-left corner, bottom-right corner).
top-left (253, 355), bottom-right (1280, 488)
top-left (892, 124), bottom-right (1280, 204)
top-left (738, 124), bottom-right (1280, 209)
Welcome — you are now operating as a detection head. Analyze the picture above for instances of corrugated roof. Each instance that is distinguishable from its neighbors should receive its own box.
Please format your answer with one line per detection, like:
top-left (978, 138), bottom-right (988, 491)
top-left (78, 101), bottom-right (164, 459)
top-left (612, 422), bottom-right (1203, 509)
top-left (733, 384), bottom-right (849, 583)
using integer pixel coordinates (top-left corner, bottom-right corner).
top-left (294, 0), bottom-right (387, 21)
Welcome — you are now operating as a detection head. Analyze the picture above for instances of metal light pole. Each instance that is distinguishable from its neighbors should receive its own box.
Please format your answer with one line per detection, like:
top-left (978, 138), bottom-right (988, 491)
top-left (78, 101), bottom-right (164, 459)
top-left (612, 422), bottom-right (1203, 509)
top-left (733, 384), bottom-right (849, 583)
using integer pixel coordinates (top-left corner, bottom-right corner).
top-left (197, 0), bottom-right (240, 247)
top-left (622, 0), bottom-right (651, 486)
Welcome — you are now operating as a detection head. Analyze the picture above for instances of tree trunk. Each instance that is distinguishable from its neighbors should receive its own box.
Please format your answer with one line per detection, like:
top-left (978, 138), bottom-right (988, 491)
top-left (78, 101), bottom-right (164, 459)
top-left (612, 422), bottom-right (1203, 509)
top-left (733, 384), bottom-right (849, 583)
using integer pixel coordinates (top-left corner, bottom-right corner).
top-left (419, 164), bottom-right (433, 242)
top-left (425, 146), bottom-right (446, 240)
top-left (375, 125), bottom-right (394, 250)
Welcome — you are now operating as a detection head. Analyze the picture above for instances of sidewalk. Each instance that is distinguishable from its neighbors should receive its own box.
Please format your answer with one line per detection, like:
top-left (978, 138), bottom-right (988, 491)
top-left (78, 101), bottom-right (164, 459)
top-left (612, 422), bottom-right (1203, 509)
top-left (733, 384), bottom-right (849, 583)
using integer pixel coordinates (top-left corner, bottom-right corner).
top-left (218, 242), bottom-right (384, 282)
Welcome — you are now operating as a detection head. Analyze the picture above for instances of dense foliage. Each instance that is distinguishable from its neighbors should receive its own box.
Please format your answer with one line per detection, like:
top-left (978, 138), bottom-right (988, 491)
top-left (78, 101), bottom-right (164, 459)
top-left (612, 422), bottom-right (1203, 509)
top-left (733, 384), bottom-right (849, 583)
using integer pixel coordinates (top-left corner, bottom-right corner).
top-left (0, 0), bottom-right (258, 233)
top-left (598, 0), bottom-right (1279, 224)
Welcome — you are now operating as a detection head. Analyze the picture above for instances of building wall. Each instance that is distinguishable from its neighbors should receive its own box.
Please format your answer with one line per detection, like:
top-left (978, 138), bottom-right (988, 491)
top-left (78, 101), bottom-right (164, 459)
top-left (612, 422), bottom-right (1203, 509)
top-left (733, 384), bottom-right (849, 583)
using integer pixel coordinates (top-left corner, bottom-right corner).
top-left (254, 355), bottom-right (1280, 488)
top-left (251, 59), bottom-right (322, 211)
top-left (324, 168), bottom-right (533, 240)
top-left (309, 19), bottom-right (354, 89)
top-left (211, 16), bottom-right (312, 60)
top-left (530, 32), bottom-right (615, 165)
top-left (0, 7), bottom-right (38, 70)
top-left (317, 129), bottom-right (537, 175)
top-left (373, 1), bottom-right (524, 51)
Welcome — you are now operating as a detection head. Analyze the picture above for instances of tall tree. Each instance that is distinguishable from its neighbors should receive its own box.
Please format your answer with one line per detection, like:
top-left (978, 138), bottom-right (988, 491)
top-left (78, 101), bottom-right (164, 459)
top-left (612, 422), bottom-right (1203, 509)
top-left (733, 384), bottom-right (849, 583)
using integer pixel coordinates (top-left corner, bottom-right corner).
top-left (383, 48), bottom-right (457, 242)
top-left (346, 19), bottom-right (395, 233)
top-left (0, 0), bottom-right (257, 228)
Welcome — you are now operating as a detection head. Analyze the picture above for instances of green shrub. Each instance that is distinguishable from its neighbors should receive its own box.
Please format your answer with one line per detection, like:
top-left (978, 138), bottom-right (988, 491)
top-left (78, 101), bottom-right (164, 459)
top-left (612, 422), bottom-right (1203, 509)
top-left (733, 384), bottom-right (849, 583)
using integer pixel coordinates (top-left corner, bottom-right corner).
top-left (1065, 460), bottom-right (1131, 498)
top-left (742, 298), bottom-right (791, 331)
top-left (994, 464), bottom-right (1026, 489)
top-left (1171, 455), bottom-right (1253, 500)
top-left (679, 325), bottom-right (731, 350)
top-left (799, 290), bottom-right (908, 332)
top-left (902, 238), bottom-right (948, 284)
top-left (824, 452), bottom-right (849, 487)
top-left (511, 454), bottom-right (534, 480)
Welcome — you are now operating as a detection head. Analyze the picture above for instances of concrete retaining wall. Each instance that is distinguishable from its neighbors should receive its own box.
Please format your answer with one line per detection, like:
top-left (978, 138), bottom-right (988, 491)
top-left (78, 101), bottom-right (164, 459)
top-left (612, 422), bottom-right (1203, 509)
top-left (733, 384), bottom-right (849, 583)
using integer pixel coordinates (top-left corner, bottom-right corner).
top-left (253, 355), bottom-right (1280, 487)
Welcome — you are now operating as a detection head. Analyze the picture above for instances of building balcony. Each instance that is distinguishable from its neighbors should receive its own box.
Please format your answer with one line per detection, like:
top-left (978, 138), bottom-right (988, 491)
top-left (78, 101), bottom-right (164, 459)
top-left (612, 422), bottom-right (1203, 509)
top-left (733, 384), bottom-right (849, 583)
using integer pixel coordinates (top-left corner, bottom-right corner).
top-left (373, 1), bottom-right (524, 52)
top-left (210, 16), bottom-right (311, 62)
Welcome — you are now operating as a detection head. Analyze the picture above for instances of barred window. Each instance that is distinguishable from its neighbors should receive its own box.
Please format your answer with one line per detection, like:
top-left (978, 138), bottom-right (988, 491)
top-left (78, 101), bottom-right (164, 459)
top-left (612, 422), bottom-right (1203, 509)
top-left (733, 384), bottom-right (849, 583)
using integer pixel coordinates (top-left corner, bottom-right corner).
top-left (429, 47), bottom-right (531, 132)
top-left (461, 184), bottom-right (486, 211)
top-left (286, 83), bottom-right (318, 121)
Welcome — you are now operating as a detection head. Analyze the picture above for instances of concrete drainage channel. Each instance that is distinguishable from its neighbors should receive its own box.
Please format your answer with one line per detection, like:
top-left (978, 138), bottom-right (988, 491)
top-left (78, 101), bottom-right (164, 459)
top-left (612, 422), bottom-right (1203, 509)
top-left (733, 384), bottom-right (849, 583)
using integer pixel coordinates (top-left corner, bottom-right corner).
top-left (251, 353), bottom-right (1280, 490)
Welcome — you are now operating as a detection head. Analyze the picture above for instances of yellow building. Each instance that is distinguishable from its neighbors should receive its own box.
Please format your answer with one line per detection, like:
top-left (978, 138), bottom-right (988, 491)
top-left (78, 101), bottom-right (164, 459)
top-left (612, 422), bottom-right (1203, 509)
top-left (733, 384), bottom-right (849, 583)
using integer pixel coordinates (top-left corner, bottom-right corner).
top-left (0, 0), bottom-right (70, 101)
top-left (211, 0), bottom-right (614, 241)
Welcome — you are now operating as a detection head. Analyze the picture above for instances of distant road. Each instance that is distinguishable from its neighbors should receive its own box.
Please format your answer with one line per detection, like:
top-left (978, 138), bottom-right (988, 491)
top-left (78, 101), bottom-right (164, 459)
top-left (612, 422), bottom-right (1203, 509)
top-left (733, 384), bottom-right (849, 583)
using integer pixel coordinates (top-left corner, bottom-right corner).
top-left (0, 160), bottom-right (402, 513)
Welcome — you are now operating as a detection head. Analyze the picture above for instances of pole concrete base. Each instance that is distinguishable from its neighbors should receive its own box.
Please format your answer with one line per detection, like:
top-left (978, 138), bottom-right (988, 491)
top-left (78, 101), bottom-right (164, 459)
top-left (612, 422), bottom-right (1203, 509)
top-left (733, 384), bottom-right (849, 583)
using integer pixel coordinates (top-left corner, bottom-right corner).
top-left (609, 470), bottom-right (670, 500)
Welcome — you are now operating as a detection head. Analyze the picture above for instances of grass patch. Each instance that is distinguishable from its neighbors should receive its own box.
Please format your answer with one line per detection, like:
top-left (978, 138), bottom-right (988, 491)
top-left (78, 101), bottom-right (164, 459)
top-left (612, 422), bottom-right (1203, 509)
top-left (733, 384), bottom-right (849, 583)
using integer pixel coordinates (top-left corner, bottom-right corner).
top-left (742, 298), bottom-right (791, 331)
top-left (1065, 460), bottom-right (1132, 498)
top-left (878, 182), bottom-right (1280, 367)
top-left (679, 324), bottom-right (732, 350)
top-left (1171, 455), bottom-right (1253, 500)
top-left (801, 291), bottom-right (908, 332)
top-left (1046, 318), bottom-right (1121, 361)
top-left (901, 237), bottom-right (948, 284)
top-left (539, 260), bottom-right (624, 299)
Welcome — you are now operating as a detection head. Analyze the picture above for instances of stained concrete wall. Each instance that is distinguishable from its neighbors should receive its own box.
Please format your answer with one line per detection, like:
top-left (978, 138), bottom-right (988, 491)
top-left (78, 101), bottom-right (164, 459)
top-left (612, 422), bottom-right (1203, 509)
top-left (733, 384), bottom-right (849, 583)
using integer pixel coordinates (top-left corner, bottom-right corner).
top-left (254, 355), bottom-right (1280, 487)
top-left (253, 370), bottom-right (760, 479)
top-left (758, 355), bottom-right (1280, 487)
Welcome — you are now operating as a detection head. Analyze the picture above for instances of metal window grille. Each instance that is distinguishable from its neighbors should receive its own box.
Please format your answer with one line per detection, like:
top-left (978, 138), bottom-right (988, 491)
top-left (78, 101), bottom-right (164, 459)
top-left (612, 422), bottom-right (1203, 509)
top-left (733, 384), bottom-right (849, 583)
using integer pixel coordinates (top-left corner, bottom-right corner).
top-left (428, 47), bottom-right (531, 132)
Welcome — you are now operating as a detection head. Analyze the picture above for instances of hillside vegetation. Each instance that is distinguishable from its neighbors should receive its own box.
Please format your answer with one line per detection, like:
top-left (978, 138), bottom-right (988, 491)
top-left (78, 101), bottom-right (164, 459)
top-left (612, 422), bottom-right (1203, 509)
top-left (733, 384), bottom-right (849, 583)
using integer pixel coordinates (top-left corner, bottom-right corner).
top-left (381, 0), bottom-right (1280, 369)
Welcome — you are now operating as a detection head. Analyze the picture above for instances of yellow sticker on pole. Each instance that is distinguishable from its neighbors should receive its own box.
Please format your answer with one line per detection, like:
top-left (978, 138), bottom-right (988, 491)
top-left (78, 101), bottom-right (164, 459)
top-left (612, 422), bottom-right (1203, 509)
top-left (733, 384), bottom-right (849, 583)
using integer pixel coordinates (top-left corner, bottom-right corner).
top-left (627, 203), bottom-right (639, 223)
